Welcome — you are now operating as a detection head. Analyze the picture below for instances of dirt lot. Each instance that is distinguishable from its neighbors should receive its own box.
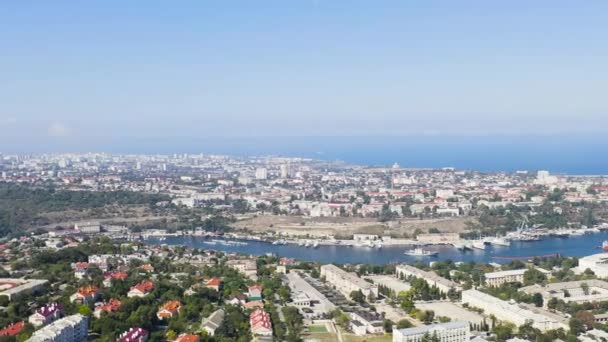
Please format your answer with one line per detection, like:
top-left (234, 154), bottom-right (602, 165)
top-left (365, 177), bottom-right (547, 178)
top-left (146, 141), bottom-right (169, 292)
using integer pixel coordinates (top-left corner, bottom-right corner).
top-left (388, 217), bottom-right (477, 236)
top-left (233, 215), bottom-right (477, 237)
top-left (415, 301), bottom-right (485, 325)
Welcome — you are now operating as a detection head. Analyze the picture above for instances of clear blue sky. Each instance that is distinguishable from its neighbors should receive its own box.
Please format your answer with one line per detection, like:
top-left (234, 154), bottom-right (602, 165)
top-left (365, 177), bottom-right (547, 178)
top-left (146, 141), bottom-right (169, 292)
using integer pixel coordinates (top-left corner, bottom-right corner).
top-left (1, 1), bottom-right (607, 152)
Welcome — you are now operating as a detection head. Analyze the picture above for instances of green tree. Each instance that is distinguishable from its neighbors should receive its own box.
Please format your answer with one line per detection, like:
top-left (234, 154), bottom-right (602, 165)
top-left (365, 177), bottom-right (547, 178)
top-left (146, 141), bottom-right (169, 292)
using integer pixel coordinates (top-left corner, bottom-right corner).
top-left (350, 290), bottom-right (366, 304)
top-left (397, 319), bottom-right (413, 329)
top-left (568, 317), bottom-right (585, 335)
top-left (532, 293), bottom-right (543, 307)
top-left (493, 322), bottom-right (515, 340)
top-left (581, 282), bottom-right (590, 296)
top-left (523, 268), bottom-right (547, 286)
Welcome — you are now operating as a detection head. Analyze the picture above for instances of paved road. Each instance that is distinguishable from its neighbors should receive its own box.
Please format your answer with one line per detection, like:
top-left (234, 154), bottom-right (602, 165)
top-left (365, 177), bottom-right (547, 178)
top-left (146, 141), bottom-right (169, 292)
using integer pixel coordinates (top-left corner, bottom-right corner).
top-left (329, 321), bottom-right (344, 342)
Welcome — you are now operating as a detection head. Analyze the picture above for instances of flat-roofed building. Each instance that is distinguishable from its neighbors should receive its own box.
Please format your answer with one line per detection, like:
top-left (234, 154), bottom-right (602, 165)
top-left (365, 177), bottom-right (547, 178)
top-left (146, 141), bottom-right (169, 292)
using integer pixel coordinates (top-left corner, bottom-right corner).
top-left (520, 279), bottom-right (608, 307)
top-left (284, 272), bottom-right (335, 317)
top-left (0, 278), bottom-right (48, 301)
top-left (349, 310), bottom-right (385, 336)
top-left (461, 289), bottom-right (568, 332)
top-left (27, 314), bottom-right (88, 342)
top-left (226, 259), bottom-right (258, 281)
top-left (578, 253), bottom-right (608, 278)
top-left (320, 264), bottom-right (378, 298)
top-left (75, 223), bottom-right (101, 234)
top-left (393, 321), bottom-right (470, 342)
top-left (396, 264), bottom-right (461, 294)
top-left (484, 268), bottom-right (550, 287)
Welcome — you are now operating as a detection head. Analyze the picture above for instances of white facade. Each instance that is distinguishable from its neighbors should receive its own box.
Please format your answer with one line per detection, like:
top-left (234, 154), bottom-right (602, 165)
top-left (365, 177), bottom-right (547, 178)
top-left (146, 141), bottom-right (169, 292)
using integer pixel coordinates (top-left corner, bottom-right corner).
top-left (202, 309), bottom-right (224, 337)
top-left (75, 223), bottom-right (101, 234)
top-left (255, 168), bottom-right (268, 180)
top-left (396, 264), bottom-right (461, 294)
top-left (349, 311), bottom-right (385, 335)
top-left (484, 268), bottom-right (550, 287)
top-left (578, 253), bottom-right (608, 278)
top-left (393, 321), bottom-right (470, 342)
top-left (320, 264), bottom-right (378, 298)
top-left (461, 289), bottom-right (568, 332)
top-left (226, 259), bottom-right (258, 281)
top-left (520, 280), bottom-right (608, 307)
top-left (0, 278), bottom-right (48, 301)
top-left (27, 314), bottom-right (88, 342)
top-left (485, 269), bottom-right (528, 287)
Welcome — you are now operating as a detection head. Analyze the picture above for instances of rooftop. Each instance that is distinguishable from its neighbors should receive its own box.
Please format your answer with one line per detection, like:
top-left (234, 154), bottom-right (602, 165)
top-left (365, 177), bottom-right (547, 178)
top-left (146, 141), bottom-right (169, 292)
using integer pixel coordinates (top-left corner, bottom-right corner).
top-left (395, 321), bottom-right (469, 336)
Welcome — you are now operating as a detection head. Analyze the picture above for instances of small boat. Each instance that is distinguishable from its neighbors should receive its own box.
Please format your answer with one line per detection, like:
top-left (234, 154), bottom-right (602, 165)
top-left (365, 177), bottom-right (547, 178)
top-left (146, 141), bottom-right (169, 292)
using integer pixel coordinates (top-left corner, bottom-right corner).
top-left (489, 236), bottom-right (511, 247)
top-left (602, 241), bottom-right (608, 252)
top-left (453, 242), bottom-right (466, 251)
top-left (472, 240), bottom-right (486, 250)
top-left (404, 248), bottom-right (438, 257)
top-left (313, 241), bottom-right (319, 248)
top-left (552, 230), bottom-right (570, 238)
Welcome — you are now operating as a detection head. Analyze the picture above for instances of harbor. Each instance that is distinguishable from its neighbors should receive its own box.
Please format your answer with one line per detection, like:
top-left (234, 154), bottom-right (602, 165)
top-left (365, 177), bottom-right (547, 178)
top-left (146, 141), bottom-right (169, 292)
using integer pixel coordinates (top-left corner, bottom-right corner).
top-left (143, 227), bottom-right (608, 265)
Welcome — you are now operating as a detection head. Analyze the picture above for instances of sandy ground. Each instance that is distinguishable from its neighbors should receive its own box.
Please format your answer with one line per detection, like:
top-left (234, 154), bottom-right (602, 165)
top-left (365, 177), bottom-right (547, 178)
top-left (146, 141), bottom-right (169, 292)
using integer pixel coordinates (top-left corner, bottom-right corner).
top-left (233, 215), bottom-right (477, 237)
top-left (375, 302), bottom-right (418, 325)
top-left (415, 301), bottom-right (485, 325)
top-left (366, 275), bottom-right (411, 293)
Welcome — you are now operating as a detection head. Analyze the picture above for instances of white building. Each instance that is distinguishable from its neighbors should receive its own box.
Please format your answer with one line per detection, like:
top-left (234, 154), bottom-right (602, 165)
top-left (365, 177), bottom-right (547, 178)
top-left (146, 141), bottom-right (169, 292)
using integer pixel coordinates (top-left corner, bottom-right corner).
top-left (396, 264), bottom-right (461, 294)
top-left (393, 321), bottom-right (470, 342)
top-left (28, 303), bottom-right (62, 327)
top-left (484, 268), bottom-right (550, 287)
top-left (520, 280), bottom-right (608, 307)
top-left (320, 264), bottom-right (378, 298)
top-left (202, 309), bottom-right (224, 337)
top-left (349, 311), bottom-right (385, 336)
top-left (291, 292), bottom-right (311, 308)
top-left (27, 314), bottom-right (89, 342)
top-left (226, 259), bottom-right (258, 281)
top-left (280, 164), bottom-right (290, 178)
top-left (461, 289), bottom-right (568, 332)
top-left (75, 223), bottom-right (101, 234)
top-left (255, 168), bottom-right (268, 180)
top-left (578, 253), bottom-right (608, 278)
top-left (436, 189), bottom-right (455, 198)
top-left (535, 170), bottom-right (559, 186)
top-left (353, 234), bottom-right (379, 241)
top-left (0, 278), bottom-right (48, 301)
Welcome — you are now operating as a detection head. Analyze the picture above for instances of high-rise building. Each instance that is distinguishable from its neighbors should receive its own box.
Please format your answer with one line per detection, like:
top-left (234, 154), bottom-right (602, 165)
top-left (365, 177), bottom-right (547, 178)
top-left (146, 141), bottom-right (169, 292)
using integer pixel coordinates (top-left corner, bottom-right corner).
top-left (27, 314), bottom-right (88, 342)
top-left (255, 168), bottom-right (268, 180)
top-left (535, 170), bottom-right (558, 186)
top-left (280, 164), bottom-right (290, 178)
